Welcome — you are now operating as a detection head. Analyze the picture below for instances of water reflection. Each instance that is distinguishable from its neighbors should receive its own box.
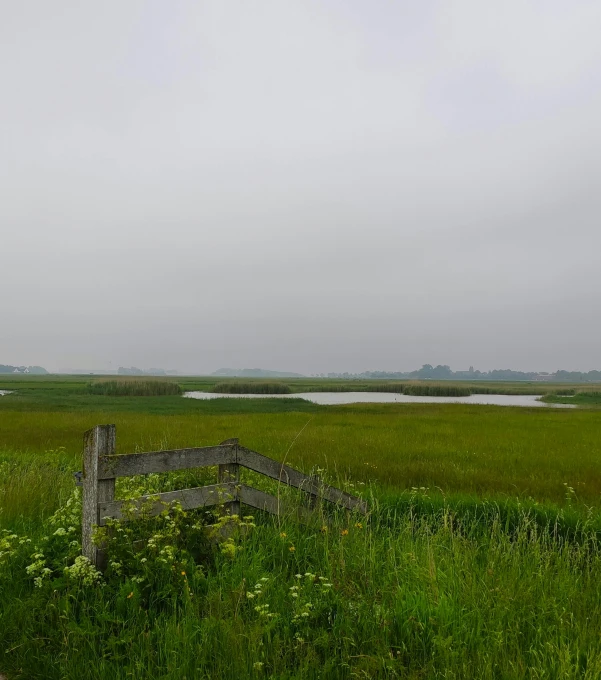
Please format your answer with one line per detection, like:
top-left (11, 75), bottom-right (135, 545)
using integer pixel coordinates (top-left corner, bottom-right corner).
top-left (183, 391), bottom-right (574, 408)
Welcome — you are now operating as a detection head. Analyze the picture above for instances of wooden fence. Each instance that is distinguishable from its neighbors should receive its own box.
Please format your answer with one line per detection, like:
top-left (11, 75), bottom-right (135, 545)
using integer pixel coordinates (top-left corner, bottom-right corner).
top-left (81, 424), bottom-right (367, 568)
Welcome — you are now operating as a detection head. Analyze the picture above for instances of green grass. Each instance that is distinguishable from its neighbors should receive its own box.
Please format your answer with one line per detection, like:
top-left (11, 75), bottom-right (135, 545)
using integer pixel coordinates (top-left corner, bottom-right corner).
top-left (87, 380), bottom-right (183, 397)
top-left (1, 377), bottom-right (601, 677)
top-left (544, 391), bottom-right (601, 407)
top-left (2, 478), bottom-right (601, 679)
top-left (1, 403), bottom-right (600, 504)
top-left (5, 374), bottom-right (601, 399)
top-left (212, 381), bottom-right (292, 394)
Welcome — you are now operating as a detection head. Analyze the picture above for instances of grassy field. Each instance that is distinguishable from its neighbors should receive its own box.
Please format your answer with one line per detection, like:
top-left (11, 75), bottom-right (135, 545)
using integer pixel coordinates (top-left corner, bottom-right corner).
top-left (1, 377), bottom-right (601, 678)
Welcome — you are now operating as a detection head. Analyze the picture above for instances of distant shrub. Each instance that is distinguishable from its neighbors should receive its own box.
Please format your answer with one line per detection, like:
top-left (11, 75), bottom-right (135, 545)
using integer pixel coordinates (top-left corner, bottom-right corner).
top-left (367, 383), bottom-right (406, 393)
top-left (402, 384), bottom-right (472, 397)
top-left (88, 380), bottom-right (182, 397)
top-left (212, 382), bottom-right (292, 395)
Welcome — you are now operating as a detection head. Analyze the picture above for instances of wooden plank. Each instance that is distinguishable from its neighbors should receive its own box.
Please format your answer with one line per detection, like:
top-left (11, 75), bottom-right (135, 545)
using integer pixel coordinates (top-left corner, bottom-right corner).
top-left (218, 439), bottom-right (240, 516)
top-left (82, 424), bottom-right (116, 568)
top-left (238, 485), bottom-right (314, 523)
top-left (237, 447), bottom-right (367, 513)
top-left (98, 482), bottom-right (237, 524)
top-left (98, 445), bottom-right (236, 479)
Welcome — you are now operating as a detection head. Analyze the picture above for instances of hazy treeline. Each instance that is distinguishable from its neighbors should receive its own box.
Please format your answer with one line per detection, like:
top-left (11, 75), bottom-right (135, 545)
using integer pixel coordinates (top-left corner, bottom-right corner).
top-left (324, 364), bottom-right (601, 382)
top-left (0, 364), bottom-right (47, 374)
top-left (117, 366), bottom-right (178, 376)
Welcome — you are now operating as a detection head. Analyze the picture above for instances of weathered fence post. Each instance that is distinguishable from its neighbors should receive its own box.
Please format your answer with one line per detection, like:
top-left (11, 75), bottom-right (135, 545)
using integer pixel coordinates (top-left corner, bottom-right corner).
top-left (306, 474), bottom-right (321, 510)
top-left (218, 438), bottom-right (240, 516)
top-left (82, 424), bottom-right (116, 569)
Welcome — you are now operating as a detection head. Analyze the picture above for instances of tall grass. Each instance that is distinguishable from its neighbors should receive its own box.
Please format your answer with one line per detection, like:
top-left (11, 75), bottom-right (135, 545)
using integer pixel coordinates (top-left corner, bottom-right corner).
top-left (212, 381), bottom-right (292, 394)
top-left (0, 450), bottom-right (74, 530)
top-left (402, 383), bottom-right (472, 396)
top-left (1, 403), bottom-right (600, 504)
top-left (88, 380), bottom-right (182, 397)
top-left (2, 481), bottom-right (601, 678)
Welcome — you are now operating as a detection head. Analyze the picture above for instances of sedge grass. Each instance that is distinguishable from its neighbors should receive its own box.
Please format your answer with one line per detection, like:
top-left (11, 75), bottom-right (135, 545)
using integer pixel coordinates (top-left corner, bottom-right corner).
top-left (212, 381), bottom-right (292, 394)
top-left (1, 402), bottom-right (600, 505)
top-left (87, 380), bottom-right (183, 397)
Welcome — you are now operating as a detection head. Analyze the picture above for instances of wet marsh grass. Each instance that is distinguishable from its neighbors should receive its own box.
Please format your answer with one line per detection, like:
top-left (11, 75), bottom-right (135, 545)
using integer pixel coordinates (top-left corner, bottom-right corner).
top-left (88, 380), bottom-right (183, 397)
top-left (212, 381), bottom-right (292, 394)
top-left (1, 402), bottom-right (601, 505)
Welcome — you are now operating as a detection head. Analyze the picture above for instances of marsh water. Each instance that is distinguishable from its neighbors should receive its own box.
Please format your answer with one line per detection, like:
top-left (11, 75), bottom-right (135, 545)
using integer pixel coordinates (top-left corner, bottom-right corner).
top-left (184, 391), bottom-right (574, 408)
top-left (0, 390), bottom-right (12, 396)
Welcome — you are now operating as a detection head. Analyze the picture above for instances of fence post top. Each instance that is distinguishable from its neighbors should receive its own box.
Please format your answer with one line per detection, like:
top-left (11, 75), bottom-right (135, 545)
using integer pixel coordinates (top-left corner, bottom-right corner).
top-left (84, 423), bottom-right (116, 437)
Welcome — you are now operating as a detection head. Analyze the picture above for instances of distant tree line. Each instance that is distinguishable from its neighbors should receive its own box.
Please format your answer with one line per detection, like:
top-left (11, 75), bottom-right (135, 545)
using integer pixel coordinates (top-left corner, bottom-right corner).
top-left (117, 367), bottom-right (178, 376)
top-left (0, 365), bottom-right (48, 374)
top-left (323, 365), bottom-right (601, 382)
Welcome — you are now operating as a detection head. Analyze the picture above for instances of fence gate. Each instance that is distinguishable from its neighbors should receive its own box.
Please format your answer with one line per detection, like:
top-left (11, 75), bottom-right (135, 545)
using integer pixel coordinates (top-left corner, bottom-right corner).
top-left (80, 424), bottom-right (367, 568)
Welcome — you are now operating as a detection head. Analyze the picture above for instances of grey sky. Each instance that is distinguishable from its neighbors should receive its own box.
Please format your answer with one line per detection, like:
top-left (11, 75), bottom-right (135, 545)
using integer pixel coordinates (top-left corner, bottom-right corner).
top-left (2, 0), bottom-right (601, 374)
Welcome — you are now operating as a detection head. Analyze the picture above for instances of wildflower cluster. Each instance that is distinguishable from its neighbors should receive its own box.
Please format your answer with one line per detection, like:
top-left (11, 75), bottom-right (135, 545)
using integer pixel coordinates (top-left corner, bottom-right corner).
top-left (16, 488), bottom-right (84, 588)
top-left (25, 553), bottom-right (52, 588)
top-left (409, 486), bottom-right (430, 500)
top-left (289, 572), bottom-right (334, 626)
top-left (0, 530), bottom-right (30, 566)
top-left (64, 555), bottom-right (103, 586)
top-left (246, 577), bottom-right (277, 620)
top-left (207, 513), bottom-right (256, 560)
top-left (99, 499), bottom-right (211, 598)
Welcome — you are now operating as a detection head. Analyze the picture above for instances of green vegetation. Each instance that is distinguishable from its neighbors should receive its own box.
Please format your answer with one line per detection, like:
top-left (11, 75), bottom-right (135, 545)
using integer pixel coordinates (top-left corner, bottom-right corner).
top-left (3, 480), bottom-right (601, 679)
top-left (212, 381), bottom-right (292, 394)
top-left (87, 380), bottom-right (183, 397)
top-left (402, 384), bottom-right (471, 396)
top-left (1, 377), bottom-right (601, 677)
top-left (544, 391), bottom-right (601, 407)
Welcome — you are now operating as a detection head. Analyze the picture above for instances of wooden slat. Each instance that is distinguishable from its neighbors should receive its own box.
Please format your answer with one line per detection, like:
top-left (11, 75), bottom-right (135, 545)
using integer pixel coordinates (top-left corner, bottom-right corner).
top-left (237, 446), bottom-right (367, 513)
top-left (238, 485), bottom-right (314, 523)
top-left (98, 445), bottom-right (236, 479)
top-left (98, 482), bottom-right (237, 524)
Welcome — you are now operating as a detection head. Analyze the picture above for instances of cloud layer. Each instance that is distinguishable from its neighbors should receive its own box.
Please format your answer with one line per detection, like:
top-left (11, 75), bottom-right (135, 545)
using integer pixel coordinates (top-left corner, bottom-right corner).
top-left (2, 1), bottom-right (600, 373)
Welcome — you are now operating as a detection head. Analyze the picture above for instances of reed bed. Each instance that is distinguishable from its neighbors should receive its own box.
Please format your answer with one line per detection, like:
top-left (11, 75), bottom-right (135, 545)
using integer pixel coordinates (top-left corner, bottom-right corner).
top-left (212, 381), bottom-right (292, 394)
top-left (87, 380), bottom-right (183, 397)
top-left (401, 383), bottom-right (472, 397)
top-left (304, 383), bottom-right (474, 396)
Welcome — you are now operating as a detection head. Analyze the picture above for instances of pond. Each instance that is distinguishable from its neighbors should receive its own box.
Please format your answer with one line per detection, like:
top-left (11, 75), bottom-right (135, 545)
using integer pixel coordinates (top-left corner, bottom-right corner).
top-left (183, 392), bottom-right (574, 408)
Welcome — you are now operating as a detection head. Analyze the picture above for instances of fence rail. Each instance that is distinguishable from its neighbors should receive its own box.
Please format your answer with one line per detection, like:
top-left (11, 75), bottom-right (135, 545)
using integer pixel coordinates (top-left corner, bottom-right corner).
top-left (81, 424), bottom-right (367, 568)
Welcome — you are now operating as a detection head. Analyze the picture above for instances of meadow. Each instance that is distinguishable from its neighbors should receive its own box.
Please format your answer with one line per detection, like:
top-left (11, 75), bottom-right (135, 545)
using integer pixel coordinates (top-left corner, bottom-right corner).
top-left (1, 376), bottom-right (601, 678)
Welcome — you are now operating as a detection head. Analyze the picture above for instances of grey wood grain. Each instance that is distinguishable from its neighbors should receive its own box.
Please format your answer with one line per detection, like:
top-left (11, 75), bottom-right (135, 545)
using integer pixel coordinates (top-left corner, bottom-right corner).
top-left (219, 439), bottom-right (241, 516)
top-left (98, 482), bottom-right (237, 524)
top-left (82, 424), bottom-right (116, 568)
top-left (238, 484), bottom-right (314, 523)
top-left (237, 446), bottom-right (367, 513)
top-left (98, 445), bottom-right (236, 479)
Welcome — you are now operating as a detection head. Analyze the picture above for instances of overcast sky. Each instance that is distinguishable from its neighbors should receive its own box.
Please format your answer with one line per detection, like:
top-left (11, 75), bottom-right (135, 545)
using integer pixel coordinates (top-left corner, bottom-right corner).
top-left (2, 1), bottom-right (601, 374)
